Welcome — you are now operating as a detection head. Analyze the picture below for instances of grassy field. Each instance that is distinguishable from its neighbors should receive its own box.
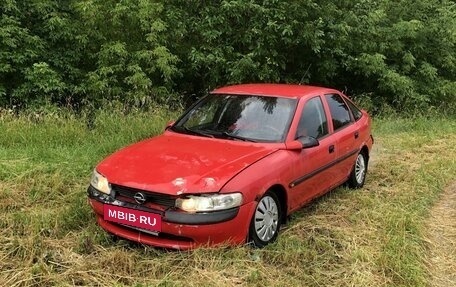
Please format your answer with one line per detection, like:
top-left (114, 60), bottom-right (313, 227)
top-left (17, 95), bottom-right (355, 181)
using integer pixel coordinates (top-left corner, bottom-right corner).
top-left (0, 109), bottom-right (455, 286)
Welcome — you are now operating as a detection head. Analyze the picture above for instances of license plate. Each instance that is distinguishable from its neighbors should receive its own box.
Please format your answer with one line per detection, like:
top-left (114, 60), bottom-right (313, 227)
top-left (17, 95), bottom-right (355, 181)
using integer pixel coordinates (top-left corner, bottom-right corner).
top-left (103, 204), bottom-right (162, 232)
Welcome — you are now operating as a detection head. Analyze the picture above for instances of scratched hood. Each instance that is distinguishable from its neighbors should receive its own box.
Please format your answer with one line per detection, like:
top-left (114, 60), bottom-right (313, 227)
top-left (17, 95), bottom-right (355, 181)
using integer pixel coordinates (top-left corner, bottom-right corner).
top-left (97, 132), bottom-right (277, 195)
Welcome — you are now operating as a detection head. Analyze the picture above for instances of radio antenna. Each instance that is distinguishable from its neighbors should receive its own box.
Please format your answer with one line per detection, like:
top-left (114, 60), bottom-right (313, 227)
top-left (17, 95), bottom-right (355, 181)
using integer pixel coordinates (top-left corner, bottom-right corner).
top-left (299, 64), bottom-right (312, 85)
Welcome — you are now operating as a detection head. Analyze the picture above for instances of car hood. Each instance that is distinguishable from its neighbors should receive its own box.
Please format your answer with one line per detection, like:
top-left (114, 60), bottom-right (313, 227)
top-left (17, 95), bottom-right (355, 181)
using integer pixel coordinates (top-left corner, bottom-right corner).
top-left (97, 132), bottom-right (278, 195)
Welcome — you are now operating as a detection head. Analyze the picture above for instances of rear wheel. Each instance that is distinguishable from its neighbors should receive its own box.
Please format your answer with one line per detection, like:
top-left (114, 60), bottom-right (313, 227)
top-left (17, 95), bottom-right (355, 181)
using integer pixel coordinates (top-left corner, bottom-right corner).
top-left (248, 191), bottom-right (282, 248)
top-left (348, 151), bottom-right (368, 188)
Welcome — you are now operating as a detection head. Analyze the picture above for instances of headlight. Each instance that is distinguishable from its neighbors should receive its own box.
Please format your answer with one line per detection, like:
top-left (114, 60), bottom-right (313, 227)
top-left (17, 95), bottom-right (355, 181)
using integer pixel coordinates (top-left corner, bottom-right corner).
top-left (175, 193), bottom-right (243, 213)
top-left (90, 169), bottom-right (111, 195)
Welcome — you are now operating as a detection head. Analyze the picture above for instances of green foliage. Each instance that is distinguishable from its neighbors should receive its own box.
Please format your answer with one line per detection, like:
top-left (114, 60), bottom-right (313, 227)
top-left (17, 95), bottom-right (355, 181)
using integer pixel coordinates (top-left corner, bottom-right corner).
top-left (170, 0), bottom-right (456, 113)
top-left (76, 0), bottom-right (179, 106)
top-left (342, 0), bottom-right (456, 113)
top-left (0, 0), bottom-right (455, 114)
top-left (0, 0), bottom-right (86, 106)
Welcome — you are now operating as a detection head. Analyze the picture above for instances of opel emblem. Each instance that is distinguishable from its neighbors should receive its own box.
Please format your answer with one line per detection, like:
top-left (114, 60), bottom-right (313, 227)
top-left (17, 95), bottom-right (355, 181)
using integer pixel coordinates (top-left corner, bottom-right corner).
top-left (134, 192), bottom-right (146, 204)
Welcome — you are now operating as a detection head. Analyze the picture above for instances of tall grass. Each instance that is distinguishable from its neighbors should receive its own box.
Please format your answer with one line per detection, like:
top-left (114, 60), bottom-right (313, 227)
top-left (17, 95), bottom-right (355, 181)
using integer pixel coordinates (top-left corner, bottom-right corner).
top-left (0, 110), bottom-right (455, 286)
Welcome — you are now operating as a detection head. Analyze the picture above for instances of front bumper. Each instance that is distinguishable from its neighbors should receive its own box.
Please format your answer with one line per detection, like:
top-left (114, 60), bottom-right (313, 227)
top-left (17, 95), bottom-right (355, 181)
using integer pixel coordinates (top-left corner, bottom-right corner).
top-left (87, 186), bottom-right (255, 249)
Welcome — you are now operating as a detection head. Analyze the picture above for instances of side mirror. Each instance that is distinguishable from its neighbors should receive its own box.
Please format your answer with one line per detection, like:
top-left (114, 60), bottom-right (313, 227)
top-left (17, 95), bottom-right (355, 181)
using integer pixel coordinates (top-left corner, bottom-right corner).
top-left (285, 136), bottom-right (319, 150)
top-left (285, 140), bottom-right (304, 150)
top-left (165, 120), bottom-right (175, 130)
top-left (298, 136), bottom-right (319, 149)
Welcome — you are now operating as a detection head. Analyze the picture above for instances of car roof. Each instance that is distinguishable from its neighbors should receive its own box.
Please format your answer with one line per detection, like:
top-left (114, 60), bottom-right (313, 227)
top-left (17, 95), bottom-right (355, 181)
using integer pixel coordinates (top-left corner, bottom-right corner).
top-left (211, 83), bottom-right (340, 99)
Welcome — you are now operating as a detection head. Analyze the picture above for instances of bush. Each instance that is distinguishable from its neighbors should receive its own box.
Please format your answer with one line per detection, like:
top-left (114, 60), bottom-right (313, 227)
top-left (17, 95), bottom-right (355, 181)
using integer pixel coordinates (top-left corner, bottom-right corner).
top-left (0, 0), bottom-right (455, 115)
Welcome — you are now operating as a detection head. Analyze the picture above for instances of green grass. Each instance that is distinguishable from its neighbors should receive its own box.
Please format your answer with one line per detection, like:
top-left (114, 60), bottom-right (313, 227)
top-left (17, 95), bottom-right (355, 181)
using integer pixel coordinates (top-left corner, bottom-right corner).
top-left (0, 110), bottom-right (455, 286)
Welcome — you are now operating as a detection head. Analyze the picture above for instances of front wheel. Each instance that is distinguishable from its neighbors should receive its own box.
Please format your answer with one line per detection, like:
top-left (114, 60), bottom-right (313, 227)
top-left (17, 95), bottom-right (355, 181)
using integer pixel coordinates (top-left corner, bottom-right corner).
top-left (248, 191), bottom-right (282, 248)
top-left (348, 151), bottom-right (368, 188)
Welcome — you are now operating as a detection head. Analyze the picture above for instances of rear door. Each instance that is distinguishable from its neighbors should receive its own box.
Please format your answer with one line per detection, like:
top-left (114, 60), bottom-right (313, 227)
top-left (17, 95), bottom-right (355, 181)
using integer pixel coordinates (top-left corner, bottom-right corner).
top-left (324, 93), bottom-right (359, 185)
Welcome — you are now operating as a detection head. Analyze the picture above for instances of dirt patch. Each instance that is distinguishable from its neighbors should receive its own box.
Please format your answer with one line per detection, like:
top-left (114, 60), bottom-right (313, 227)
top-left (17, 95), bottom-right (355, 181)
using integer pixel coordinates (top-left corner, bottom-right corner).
top-left (426, 181), bottom-right (456, 287)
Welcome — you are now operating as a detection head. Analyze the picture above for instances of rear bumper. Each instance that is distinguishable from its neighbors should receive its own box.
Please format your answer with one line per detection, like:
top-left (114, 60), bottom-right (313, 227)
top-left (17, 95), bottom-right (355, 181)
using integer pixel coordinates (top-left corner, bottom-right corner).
top-left (87, 186), bottom-right (255, 249)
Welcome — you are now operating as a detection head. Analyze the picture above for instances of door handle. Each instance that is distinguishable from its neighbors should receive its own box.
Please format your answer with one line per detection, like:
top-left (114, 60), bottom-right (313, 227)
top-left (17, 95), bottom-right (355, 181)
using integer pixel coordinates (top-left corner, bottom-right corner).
top-left (354, 131), bottom-right (359, 139)
top-left (329, 145), bottom-right (335, 153)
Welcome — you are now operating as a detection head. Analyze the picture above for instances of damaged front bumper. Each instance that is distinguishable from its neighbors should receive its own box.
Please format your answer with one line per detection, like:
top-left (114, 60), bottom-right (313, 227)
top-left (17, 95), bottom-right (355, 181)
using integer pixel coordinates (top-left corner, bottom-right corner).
top-left (87, 186), bottom-right (254, 249)
top-left (87, 185), bottom-right (239, 224)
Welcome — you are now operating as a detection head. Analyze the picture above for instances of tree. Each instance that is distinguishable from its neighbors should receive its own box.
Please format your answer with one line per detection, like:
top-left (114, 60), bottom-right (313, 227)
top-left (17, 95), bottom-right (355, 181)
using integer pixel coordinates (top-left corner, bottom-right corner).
top-left (0, 0), bottom-right (455, 113)
top-left (75, 0), bottom-right (179, 106)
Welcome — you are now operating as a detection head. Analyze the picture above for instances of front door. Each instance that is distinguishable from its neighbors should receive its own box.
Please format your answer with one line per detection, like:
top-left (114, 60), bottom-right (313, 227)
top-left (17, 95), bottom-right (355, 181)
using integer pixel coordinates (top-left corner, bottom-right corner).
top-left (288, 96), bottom-right (338, 211)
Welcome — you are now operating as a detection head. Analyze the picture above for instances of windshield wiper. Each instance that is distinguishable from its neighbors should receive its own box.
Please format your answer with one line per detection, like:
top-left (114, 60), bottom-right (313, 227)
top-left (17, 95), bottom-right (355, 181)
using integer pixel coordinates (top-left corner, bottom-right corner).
top-left (172, 126), bottom-right (255, 142)
top-left (182, 127), bottom-right (215, 138)
top-left (169, 126), bottom-right (214, 138)
top-left (220, 132), bottom-right (257, 142)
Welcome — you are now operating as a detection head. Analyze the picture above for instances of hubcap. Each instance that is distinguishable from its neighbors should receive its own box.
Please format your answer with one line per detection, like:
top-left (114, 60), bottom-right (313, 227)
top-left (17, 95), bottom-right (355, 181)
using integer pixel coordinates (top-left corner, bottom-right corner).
top-left (355, 154), bottom-right (366, 184)
top-left (254, 196), bottom-right (279, 242)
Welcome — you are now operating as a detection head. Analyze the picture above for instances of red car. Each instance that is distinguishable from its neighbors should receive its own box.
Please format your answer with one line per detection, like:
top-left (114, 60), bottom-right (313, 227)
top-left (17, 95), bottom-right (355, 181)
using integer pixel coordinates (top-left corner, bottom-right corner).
top-left (88, 84), bottom-right (373, 249)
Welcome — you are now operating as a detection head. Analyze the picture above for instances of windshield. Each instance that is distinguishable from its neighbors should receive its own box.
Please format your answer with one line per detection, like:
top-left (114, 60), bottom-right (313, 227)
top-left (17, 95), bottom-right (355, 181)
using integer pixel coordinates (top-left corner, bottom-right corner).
top-left (172, 94), bottom-right (297, 142)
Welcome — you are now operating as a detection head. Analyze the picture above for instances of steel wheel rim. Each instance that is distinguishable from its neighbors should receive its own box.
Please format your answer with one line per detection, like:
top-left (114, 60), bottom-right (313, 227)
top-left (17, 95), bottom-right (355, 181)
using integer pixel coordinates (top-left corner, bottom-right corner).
top-left (355, 154), bottom-right (366, 184)
top-left (254, 195), bottom-right (279, 242)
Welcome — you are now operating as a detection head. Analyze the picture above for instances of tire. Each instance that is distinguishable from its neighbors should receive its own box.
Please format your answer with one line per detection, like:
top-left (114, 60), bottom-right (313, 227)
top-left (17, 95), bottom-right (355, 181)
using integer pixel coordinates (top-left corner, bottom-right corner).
top-left (248, 191), bottom-right (282, 248)
top-left (348, 151), bottom-right (368, 189)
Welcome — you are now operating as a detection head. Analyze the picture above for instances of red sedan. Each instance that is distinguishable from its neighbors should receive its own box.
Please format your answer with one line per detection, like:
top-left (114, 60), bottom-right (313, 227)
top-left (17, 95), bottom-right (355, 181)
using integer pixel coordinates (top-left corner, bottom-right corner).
top-left (88, 84), bottom-right (373, 249)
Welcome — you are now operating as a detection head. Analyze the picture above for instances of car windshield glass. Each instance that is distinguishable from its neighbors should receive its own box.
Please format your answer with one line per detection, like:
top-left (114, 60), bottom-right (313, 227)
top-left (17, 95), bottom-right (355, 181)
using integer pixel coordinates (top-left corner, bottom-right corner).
top-left (172, 94), bottom-right (297, 142)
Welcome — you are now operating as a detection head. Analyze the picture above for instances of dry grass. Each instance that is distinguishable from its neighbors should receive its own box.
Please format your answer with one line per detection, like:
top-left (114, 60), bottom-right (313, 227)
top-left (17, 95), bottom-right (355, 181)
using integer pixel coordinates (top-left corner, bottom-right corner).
top-left (425, 181), bottom-right (456, 287)
top-left (0, 113), bottom-right (455, 286)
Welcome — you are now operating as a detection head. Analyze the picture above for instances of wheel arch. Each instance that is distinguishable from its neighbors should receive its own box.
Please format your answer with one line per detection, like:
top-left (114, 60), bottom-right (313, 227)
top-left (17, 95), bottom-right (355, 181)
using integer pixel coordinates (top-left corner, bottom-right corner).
top-left (360, 145), bottom-right (370, 163)
top-left (267, 184), bottom-right (288, 223)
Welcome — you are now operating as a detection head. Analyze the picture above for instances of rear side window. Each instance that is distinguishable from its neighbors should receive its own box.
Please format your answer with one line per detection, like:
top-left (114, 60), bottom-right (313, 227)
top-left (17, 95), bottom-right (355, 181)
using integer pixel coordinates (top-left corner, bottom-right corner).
top-left (325, 94), bottom-right (352, 130)
top-left (346, 99), bottom-right (363, 121)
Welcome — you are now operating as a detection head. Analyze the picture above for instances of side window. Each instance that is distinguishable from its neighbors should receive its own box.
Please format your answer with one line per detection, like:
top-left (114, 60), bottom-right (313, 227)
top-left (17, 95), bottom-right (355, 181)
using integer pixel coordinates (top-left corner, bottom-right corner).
top-left (346, 99), bottom-right (362, 121)
top-left (295, 97), bottom-right (328, 139)
top-left (325, 94), bottom-right (352, 131)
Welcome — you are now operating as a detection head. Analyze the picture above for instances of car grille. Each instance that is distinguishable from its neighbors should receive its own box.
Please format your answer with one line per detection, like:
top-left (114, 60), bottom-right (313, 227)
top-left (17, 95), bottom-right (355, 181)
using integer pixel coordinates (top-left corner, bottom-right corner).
top-left (111, 184), bottom-right (176, 208)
